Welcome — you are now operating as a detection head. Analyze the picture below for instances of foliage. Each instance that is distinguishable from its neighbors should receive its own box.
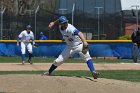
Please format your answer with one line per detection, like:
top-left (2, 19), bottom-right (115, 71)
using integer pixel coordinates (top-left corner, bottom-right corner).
top-left (119, 35), bottom-right (131, 40)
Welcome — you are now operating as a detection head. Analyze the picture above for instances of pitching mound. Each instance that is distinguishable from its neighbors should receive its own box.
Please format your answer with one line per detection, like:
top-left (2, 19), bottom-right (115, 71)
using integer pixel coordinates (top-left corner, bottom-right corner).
top-left (0, 74), bottom-right (139, 93)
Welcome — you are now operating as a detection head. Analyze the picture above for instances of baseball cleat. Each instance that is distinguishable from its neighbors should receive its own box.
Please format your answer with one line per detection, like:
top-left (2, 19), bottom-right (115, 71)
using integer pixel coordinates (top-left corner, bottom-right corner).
top-left (22, 61), bottom-right (25, 65)
top-left (133, 58), bottom-right (138, 63)
top-left (92, 71), bottom-right (100, 79)
top-left (41, 71), bottom-right (50, 76)
top-left (28, 59), bottom-right (33, 64)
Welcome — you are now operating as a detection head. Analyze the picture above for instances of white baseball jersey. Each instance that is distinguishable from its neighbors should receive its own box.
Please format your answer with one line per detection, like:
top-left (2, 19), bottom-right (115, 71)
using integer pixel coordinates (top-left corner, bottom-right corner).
top-left (18, 30), bottom-right (34, 54)
top-left (59, 24), bottom-right (82, 48)
top-left (18, 30), bottom-right (34, 44)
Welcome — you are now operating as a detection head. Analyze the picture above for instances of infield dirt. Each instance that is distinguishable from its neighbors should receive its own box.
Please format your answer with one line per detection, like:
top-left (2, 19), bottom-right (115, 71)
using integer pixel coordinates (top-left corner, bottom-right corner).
top-left (0, 74), bottom-right (140, 93)
top-left (0, 63), bottom-right (140, 71)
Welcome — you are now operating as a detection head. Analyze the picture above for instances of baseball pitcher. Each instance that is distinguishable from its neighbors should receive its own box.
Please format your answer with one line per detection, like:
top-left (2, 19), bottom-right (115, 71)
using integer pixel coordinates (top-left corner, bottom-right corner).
top-left (17, 25), bottom-right (36, 64)
top-left (42, 16), bottom-right (99, 79)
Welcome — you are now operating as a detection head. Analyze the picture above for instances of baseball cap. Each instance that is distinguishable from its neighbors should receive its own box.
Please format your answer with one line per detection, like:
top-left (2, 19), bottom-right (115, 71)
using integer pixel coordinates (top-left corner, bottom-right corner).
top-left (40, 32), bottom-right (43, 35)
top-left (26, 25), bottom-right (32, 29)
top-left (59, 16), bottom-right (68, 24)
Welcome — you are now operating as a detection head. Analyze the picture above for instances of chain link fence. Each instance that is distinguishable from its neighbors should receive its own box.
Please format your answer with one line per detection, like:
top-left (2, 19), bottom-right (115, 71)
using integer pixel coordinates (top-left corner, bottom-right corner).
top-left (0, 0), bottom-right (139, 40)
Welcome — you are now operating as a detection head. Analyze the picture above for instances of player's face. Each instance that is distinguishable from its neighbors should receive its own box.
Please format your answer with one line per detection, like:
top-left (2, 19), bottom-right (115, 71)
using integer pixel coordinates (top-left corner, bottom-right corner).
top-left (61, 22), bottom-right (68, 30)
top-left (27, 29), bottom-right (31, 34)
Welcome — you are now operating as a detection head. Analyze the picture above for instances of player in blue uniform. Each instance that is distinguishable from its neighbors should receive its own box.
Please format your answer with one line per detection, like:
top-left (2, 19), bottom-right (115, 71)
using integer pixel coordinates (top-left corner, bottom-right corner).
top-left (39, 32), bottom-right (47, 40)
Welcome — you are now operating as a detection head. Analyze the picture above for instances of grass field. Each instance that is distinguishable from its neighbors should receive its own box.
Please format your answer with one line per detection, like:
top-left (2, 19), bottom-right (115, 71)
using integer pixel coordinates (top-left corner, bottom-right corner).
top-left (0, 70), bottom-right (140, 82)
top-left (0, 56), bottom-right (134, 63)
top-left (0, 56), bottom-right (140, 82)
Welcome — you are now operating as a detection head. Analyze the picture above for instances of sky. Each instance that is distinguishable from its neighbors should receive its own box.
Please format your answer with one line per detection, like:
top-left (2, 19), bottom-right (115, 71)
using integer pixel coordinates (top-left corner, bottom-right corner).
top-left (121, 0), bottom-right (140, 10)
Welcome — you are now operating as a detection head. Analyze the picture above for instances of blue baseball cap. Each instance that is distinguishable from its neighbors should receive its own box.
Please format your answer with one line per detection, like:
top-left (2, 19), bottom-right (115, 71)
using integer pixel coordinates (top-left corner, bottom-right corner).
top-left (26, 25), bottom-right (32, 29)
top-left (59, 16), bottom-right (68, 24)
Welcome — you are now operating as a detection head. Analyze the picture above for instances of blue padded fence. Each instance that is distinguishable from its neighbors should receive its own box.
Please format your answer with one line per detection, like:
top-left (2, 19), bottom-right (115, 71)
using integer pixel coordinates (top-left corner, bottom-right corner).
top-left (0, 40), bottom-right (137, 58)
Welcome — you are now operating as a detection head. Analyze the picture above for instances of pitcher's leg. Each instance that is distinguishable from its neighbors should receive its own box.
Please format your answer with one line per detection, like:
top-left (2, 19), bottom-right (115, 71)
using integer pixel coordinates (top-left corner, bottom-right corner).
top-left (42, 47), bottom-right (71, 75)
top-left (87, 59), bottom-right (95, 72)
top-left (79, 51), bottom-right (99, 79)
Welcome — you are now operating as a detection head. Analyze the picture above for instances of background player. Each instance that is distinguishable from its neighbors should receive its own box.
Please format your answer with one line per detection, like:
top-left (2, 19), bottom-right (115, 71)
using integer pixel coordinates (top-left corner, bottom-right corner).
top-left (42, 16), bottom-right (99, 79)
top-left (131, 26), bottom-right (140, 63)
top-left (17, 25), bottom-right (36, 64)
top-left (39, 32), bottom-right (47, 40)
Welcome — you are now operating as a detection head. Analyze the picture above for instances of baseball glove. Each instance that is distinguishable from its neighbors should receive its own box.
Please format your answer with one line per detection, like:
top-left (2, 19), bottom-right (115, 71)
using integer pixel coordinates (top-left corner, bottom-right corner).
top-left (33, 43), bottom-right (38, 48)
top-left (82, 44), bottom-right (88, 54)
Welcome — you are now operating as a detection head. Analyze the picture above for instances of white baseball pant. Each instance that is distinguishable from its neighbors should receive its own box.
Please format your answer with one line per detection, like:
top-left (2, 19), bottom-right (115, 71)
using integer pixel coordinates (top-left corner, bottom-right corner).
top-left (53, 44), bottom-right (91, 66)
top-left (21, 42), bottom-right (33, 54)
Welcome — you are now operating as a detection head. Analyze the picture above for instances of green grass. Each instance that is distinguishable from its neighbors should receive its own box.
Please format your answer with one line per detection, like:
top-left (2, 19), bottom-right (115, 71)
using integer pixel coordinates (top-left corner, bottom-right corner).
top-left (0, 56), bottom-right (138, 82)
top-left (0, 70), bottom-right (140, 82)
top-left (0, 56), bottom-right (134, 63)
top-left (99, 70), bottom-right (140, 82)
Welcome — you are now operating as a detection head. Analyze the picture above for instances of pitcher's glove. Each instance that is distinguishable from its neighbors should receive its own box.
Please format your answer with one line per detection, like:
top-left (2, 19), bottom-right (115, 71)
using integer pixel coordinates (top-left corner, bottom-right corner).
top-left (82, 44), bottom-right (88, 54)
top-left (33, 43), bottom-right (38, 48)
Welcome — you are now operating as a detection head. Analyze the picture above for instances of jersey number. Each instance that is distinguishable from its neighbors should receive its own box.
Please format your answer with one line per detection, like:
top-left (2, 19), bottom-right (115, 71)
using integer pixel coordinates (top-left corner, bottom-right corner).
top-left (68, 38), bottom-right (73, 42)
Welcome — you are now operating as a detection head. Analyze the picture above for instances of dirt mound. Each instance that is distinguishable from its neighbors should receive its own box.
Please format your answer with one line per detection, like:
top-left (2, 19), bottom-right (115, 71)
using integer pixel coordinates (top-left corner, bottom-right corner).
top-left (0, 74), bottom-right (139, 93)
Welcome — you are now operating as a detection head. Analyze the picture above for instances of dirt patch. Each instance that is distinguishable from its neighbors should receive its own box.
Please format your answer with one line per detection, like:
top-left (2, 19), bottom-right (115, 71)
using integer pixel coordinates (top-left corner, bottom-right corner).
top-left (0, 74), bottom-right (139, 93)
top-left (0, 63), bottom-right (140, 71)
